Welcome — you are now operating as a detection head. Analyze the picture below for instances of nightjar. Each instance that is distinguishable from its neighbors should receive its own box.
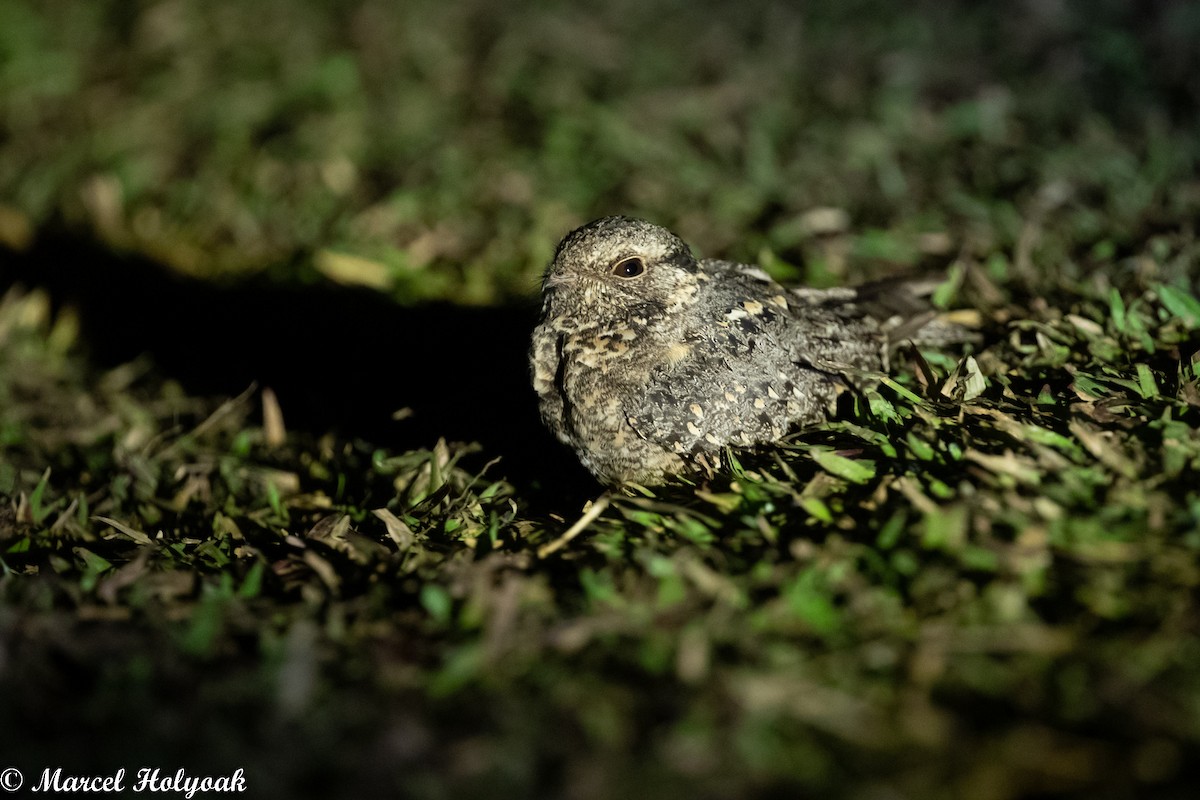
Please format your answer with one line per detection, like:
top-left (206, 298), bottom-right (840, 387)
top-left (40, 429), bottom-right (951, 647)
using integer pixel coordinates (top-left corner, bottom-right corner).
top-left (530, 216), bottom-right (953, 485)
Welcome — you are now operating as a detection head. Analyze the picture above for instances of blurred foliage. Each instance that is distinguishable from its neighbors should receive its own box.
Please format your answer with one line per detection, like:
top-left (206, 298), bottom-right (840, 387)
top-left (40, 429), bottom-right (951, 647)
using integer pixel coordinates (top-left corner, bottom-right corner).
top-left (1, 0), bottom-right (1198, 301)
top-left (2, 0), bottom-right (1200, 798)
top-left (3, 272), bottom-right (1200, 796)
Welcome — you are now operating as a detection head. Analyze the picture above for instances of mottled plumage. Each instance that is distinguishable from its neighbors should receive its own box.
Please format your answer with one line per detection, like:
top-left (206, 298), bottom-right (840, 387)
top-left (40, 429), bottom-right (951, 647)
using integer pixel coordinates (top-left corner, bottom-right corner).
top-left (530, 216), bottom-right (943, 485)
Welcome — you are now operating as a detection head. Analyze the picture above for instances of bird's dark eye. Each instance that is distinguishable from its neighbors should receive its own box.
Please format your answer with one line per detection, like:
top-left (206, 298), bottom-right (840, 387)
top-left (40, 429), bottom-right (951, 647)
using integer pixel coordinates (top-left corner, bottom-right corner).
top-left (612, 257), bottom-right (645, 278)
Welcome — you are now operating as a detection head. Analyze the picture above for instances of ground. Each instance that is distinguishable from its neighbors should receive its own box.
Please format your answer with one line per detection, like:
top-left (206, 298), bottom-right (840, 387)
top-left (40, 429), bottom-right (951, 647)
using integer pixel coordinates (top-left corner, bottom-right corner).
top-left (1, 1), bottom-right (1199, 798)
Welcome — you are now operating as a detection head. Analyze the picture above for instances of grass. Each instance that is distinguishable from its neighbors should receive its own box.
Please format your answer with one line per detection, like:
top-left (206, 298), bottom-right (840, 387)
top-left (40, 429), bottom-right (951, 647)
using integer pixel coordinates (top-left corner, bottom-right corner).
top-left (2, 0), bottom-right (1200, 798)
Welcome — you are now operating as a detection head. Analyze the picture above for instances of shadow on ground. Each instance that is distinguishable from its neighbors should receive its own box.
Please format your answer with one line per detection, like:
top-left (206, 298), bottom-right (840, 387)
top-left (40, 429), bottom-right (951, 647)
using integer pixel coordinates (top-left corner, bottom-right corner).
top-left (0, 232), bottom-right (599, 510)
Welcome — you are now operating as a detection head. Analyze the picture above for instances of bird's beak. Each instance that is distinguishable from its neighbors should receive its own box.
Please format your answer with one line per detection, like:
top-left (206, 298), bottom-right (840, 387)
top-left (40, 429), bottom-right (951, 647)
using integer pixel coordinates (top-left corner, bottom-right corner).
top-left (545, 272), bottom-right (577, 290)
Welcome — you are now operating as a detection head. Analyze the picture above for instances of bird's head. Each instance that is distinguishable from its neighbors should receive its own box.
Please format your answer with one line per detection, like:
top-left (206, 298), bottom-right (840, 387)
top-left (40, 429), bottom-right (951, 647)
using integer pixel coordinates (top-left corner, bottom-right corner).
top-left (539, 217), bottom-right (701, 330)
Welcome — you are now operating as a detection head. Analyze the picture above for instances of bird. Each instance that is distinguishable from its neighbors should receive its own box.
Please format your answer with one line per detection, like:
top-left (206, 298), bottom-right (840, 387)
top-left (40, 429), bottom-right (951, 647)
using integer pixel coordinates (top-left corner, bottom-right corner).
top-left (530, 216), bottom-right (961, 486)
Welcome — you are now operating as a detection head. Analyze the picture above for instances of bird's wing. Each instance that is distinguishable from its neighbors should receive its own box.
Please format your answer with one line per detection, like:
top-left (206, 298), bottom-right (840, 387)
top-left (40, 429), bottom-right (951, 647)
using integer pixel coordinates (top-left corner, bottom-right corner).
top-left (793, 274), bottom-right (979, 347)
top-left (625, 264), bottom-right (859, 456)
top-left (529, 324), bottom-right (572, 446)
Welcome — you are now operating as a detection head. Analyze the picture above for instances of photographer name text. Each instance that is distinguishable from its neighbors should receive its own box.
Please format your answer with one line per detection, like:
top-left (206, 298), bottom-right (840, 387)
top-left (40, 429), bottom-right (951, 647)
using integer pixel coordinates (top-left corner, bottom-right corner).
top-left (6, 767), bottom-right (246, 797)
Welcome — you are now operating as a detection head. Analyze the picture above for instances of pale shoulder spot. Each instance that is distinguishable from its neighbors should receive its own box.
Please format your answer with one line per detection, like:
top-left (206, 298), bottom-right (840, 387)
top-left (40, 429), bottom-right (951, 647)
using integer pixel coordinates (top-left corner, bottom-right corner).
top-left (742, 299), bottom-right (765, 315)
top-left (726, 307), bottom-right (749, 321)
top-left (665, 342), bottom-right (692, 365)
